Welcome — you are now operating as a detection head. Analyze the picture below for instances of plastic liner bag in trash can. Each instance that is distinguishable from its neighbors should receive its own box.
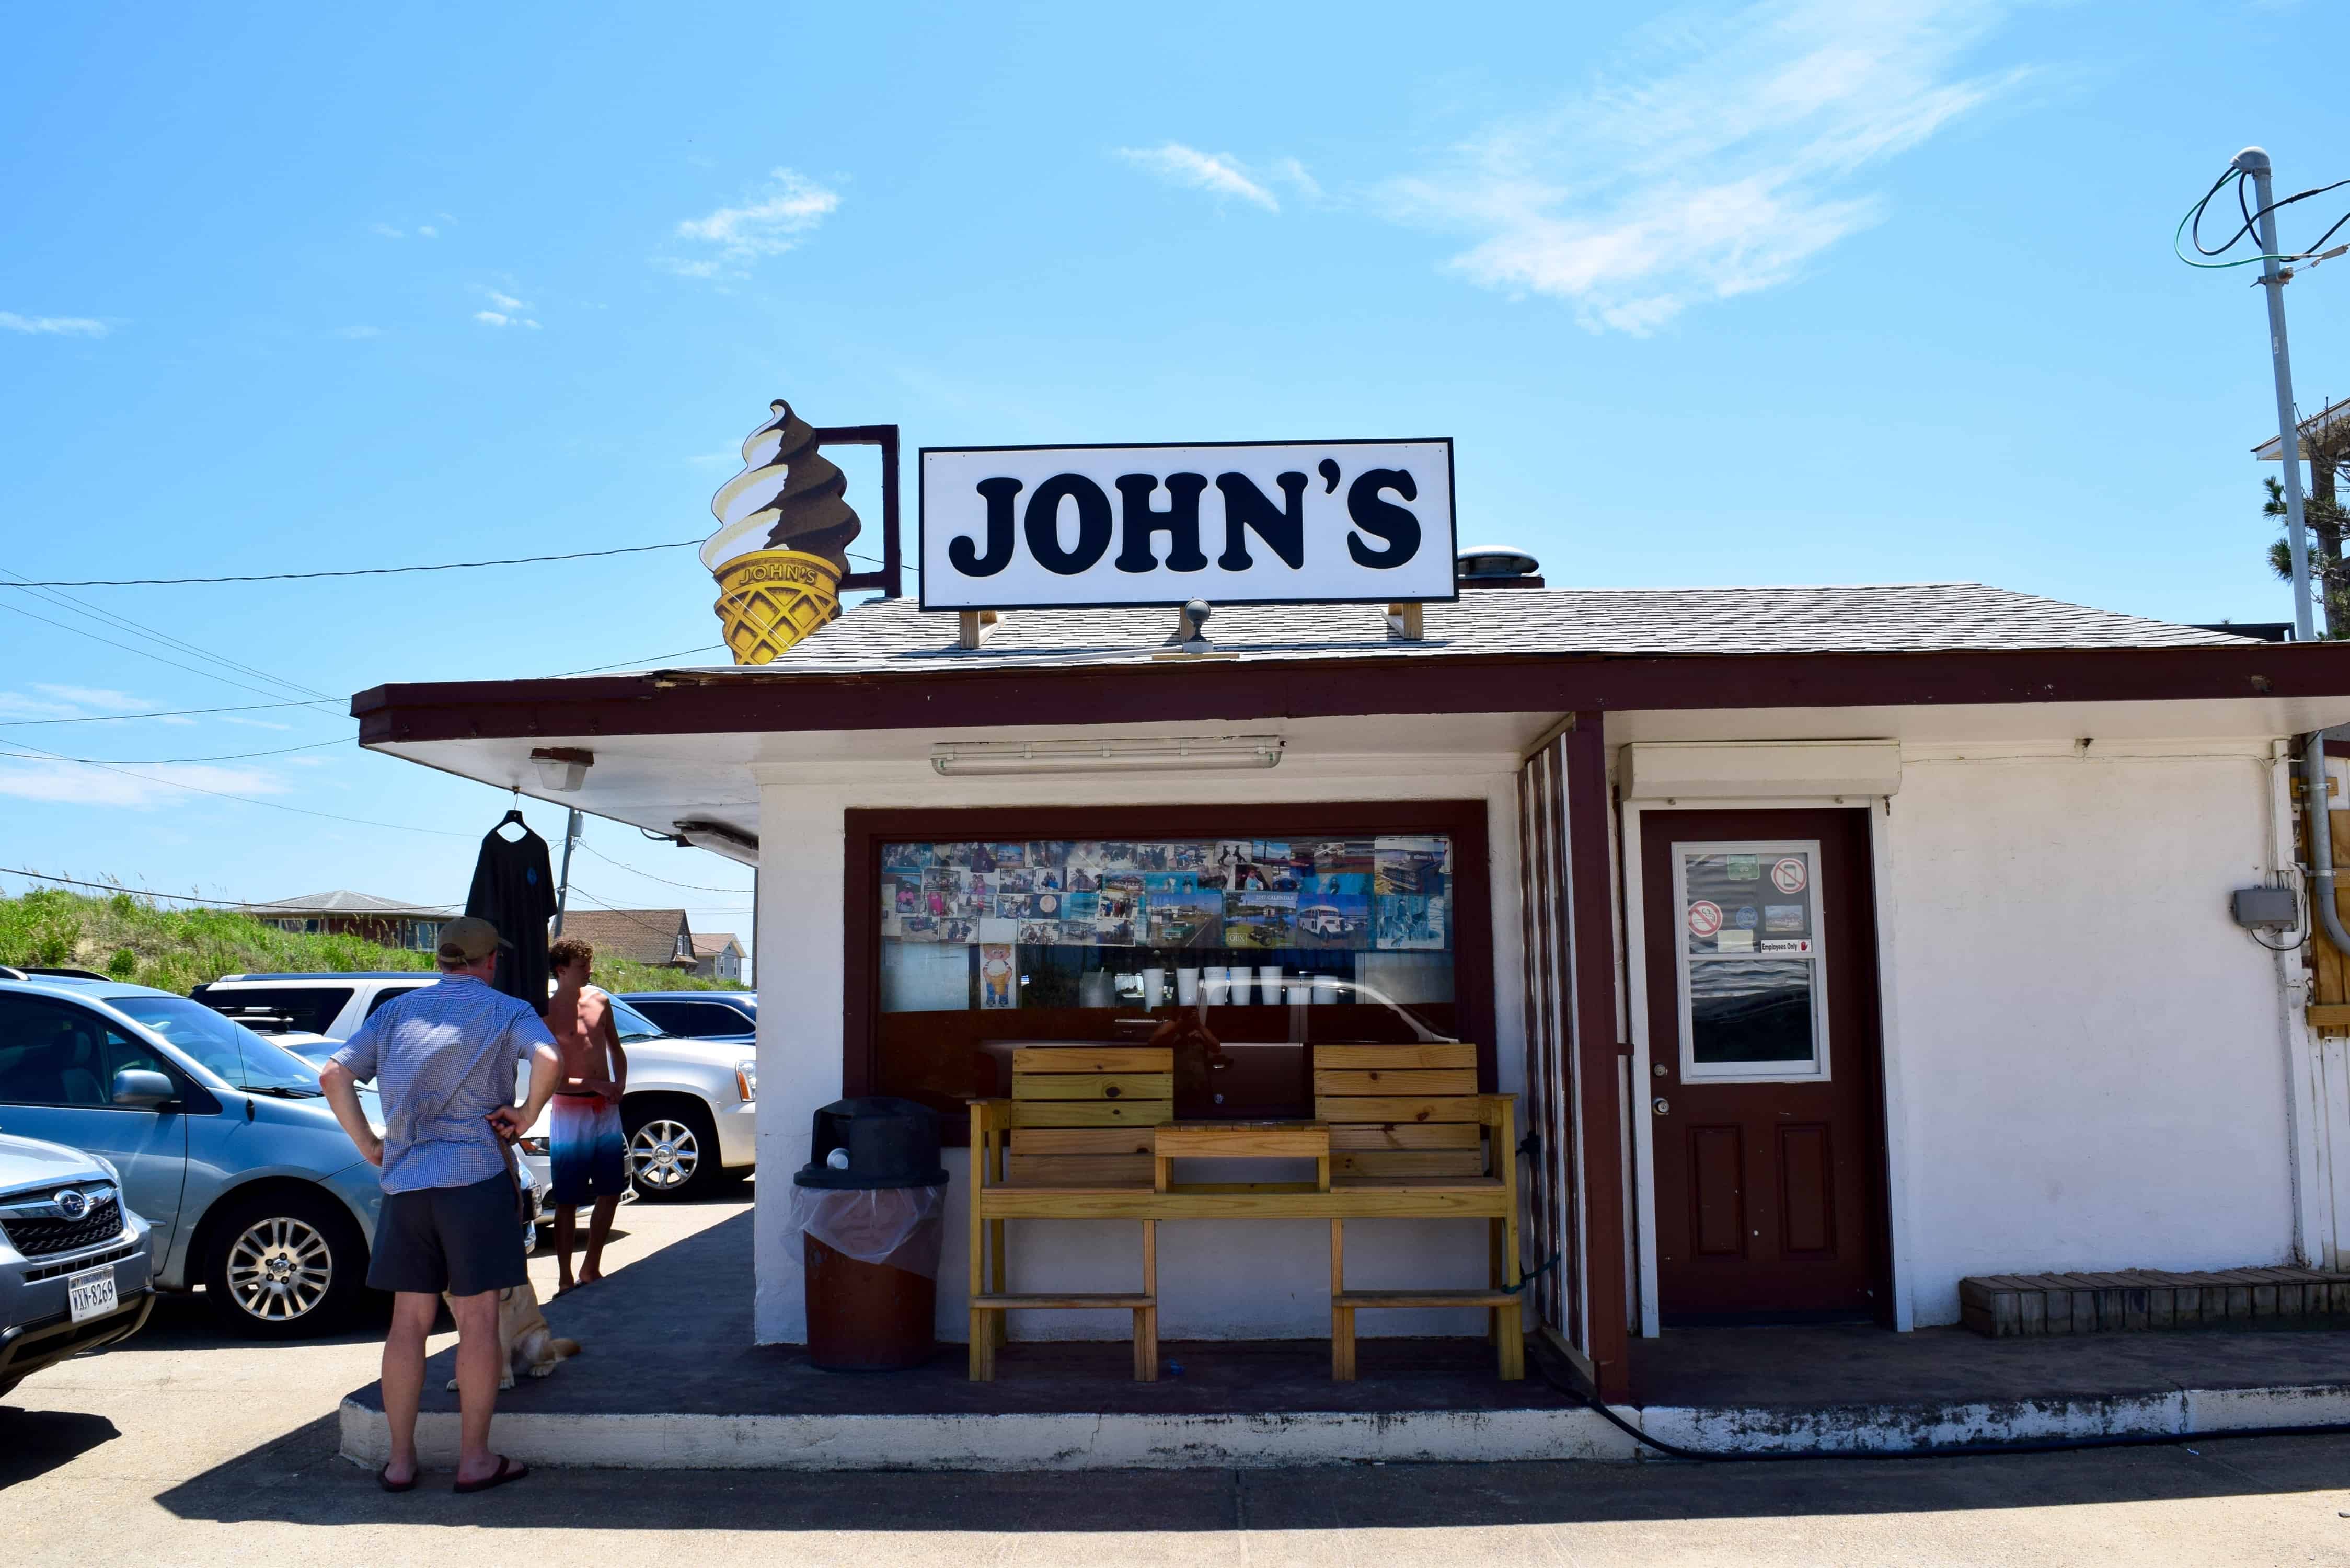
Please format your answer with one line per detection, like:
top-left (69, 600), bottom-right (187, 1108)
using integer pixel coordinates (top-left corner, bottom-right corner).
top-left (789, 1184), bottom-right (947, 1278)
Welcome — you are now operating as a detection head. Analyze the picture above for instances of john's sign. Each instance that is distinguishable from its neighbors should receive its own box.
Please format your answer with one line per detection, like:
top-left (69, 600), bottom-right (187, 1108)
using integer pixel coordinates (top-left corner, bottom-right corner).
top-left (919, 439), bottom-right (1456, 610)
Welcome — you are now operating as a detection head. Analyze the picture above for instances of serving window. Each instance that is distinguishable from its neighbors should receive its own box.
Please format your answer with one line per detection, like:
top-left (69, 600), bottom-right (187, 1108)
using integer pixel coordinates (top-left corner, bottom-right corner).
top-left (845, 804), bottom-right (1493, 1138)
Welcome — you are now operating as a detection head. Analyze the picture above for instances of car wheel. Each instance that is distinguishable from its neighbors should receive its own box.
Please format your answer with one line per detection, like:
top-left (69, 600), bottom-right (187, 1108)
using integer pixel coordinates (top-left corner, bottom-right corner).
top-left (205, 1189), bottom-right (365, 1338)
top-left (624, 1100), bottom-right (722, 1201)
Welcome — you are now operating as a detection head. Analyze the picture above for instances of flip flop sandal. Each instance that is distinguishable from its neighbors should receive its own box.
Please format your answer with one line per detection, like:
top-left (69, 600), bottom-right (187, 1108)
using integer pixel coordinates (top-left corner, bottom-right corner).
top-left (453, 1456), bottom-right (530, 1494)
top-left (378, 1467), bottom-right (420, 1493)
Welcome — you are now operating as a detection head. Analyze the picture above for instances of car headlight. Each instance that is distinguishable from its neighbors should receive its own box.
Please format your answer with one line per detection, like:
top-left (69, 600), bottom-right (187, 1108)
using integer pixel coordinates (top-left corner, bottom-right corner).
top-left (734, 1059), bottom-right (757, 1103)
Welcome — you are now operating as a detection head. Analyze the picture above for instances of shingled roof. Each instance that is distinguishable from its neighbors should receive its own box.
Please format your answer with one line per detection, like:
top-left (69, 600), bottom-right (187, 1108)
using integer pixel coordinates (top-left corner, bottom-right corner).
top-left (725, 582), bottom-right (2251, 680)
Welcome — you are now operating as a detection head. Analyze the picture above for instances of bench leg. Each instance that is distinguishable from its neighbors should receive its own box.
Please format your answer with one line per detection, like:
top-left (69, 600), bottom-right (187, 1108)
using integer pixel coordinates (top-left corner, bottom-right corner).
top-left (1133, 1305), bottom-right (1158, 1381)
top-left (969, 1307), bottom-right (997, 1381)
top-left (1495, 1298), bottom-right (1523, 1382)
top-left (990, 1220), bottom-right (1009, 1346)
top-left (1332, 1305), bottom-right (1356, 1381)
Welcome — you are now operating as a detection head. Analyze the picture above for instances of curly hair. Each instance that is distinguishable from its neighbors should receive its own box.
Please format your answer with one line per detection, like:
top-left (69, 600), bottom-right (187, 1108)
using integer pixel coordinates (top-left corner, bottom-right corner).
top-left (548, 934), bottom-right (595, 973)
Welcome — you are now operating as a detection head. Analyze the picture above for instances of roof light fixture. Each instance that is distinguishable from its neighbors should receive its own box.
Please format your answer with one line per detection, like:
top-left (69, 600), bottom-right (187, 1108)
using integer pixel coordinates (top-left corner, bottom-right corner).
top-left (530, 746), bottom-right (594, 791)
top-left (673, 818), bottom-right (760, 864)
top-left (930, 735), bottom-right (1284, 777)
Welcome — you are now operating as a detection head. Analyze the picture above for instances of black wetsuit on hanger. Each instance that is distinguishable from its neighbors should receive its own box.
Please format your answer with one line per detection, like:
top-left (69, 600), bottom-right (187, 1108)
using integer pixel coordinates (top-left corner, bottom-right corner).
top-left (466, 821), bottom-right (557, 1013)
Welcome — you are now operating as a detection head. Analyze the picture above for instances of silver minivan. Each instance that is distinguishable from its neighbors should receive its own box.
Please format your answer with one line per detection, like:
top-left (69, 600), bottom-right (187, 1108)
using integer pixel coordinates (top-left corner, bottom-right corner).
top-left (0, 972), bottom-right (384, 1338)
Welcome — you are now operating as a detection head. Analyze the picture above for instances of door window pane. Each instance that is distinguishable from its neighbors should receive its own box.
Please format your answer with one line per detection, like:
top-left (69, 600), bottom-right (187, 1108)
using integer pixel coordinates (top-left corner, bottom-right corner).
top-left (1675, 842), bottom-right (1827, 1080)
top-left (0, 996), bottom-right (114, 1105)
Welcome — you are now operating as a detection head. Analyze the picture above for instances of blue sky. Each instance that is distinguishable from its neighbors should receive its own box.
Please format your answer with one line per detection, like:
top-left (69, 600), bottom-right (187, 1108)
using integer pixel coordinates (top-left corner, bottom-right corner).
top-left (3, 1), bottom-right (2346, 960)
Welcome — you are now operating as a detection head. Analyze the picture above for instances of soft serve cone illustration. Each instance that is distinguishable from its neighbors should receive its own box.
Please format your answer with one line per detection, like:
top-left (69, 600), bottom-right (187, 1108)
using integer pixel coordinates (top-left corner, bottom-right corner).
top-left (702, 400), bottom-right (863, 663)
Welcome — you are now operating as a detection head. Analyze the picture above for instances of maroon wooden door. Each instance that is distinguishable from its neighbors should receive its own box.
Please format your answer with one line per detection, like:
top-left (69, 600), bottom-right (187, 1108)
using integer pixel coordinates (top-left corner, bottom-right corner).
top-left (1644, 808), bottom-right (1888, 1323)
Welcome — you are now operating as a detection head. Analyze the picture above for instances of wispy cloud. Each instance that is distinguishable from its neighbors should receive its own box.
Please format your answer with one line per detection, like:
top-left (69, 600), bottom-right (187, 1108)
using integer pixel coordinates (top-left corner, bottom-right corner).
top-left (217, 714), bottom-right (293, 731)
top-left (418, 224), bottom-right (439, 239)
top-left (336, 325), bottom-right (383, 340)
top-left (371, 223), bottom-right (407, 239)
top-left (1377, 0), bottom-right (2024, 333)
top-left (1116, 143), bottom-right (1291, 212)
top-left (0, 685), bottom-right (150, 721)
top-left (2, 312), bottom-right (108, 338)
top-left (0, 759), bottom-right (290, 808)
top-left (664, 168), bottom-right (840, 279)
top-left (471, 288), bottom-right (542, 329)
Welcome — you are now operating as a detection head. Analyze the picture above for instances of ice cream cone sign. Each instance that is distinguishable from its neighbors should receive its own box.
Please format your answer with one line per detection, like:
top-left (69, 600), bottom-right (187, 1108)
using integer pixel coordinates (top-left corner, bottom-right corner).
top-left (702, 400), bottom-right (865, 664)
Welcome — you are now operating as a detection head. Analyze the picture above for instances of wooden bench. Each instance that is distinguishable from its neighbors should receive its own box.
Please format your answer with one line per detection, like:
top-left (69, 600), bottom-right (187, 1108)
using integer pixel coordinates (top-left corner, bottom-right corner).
top-left (967, 1046), bottom-right (1170, 1381)
top-left (1319, 1043), bottom-right (1522, 1382)
top-left (967, 1041), bottom-right (1520, 1383)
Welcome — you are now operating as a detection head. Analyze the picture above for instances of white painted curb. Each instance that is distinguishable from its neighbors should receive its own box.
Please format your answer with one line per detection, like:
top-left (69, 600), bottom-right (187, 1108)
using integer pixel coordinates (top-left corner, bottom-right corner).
top-left (339, 1400), bottom-right (1638, 1470)
top-left (339, 1382), bottom-right (2350, 1471)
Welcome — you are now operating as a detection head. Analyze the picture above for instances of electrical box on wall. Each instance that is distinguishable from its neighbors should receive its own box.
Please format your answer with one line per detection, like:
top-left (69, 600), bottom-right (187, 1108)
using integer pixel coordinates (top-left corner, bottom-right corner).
top-left (2232, 886), bottom-right (2300, 932)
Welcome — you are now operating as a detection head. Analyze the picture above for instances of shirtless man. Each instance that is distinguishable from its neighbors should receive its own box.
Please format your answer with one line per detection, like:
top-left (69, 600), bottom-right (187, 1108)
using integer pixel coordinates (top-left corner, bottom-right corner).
top-left (543, 935), bottom-right (629, 1295)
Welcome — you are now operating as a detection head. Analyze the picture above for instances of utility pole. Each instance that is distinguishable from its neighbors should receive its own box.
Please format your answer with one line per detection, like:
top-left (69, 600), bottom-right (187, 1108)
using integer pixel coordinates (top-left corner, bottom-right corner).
top-left (2240, 147), bottom-right (2316, 641)
top-left (552, 807), bottom-right (582, 936)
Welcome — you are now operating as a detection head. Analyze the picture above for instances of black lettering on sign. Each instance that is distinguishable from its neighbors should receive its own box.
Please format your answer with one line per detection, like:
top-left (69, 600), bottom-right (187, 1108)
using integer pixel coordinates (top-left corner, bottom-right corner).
top-left (1344, 468), bottom-right (1421, 569)
top-left (1113, 474), bottom-right (1210, 573)
top-left (1214, 471), bottom-right (1307, 571)
top-left (953, 478), bottom-right (1023, 577)
top-left (1024, 474), bottom-right (1114, 575)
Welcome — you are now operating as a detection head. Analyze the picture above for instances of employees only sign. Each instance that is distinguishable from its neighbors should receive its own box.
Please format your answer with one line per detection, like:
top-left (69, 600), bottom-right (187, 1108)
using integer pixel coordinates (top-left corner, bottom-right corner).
top-left (919, 439), bottom-right (1457, 610)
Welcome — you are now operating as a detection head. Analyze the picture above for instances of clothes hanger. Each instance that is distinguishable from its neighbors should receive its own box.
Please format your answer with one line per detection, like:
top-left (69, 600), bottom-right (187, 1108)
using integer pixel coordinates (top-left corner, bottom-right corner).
top-left (494, 790), bottom-right (529, 840)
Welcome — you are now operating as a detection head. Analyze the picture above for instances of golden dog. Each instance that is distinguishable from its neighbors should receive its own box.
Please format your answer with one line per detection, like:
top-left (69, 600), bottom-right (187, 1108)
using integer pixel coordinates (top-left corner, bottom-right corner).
top-left (443, 1278), bottom-right (582, 1390)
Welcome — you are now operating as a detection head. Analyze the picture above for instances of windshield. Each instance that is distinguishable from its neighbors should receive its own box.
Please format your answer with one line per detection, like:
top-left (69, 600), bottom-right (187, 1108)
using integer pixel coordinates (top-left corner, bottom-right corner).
top-left (109, 997), bottom-right (324, 1093)
top-left (606, 996), bottom-right (667, 1043)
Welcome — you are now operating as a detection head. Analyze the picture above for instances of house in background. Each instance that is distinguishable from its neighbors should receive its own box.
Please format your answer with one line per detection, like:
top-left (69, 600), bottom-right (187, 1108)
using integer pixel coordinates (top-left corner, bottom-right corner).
top-left (556, 908), bottom-right (695, 970)
top-left (241, 890), bottom-right (453, 952)
top-left (691, 932), bottom-right (746, 982)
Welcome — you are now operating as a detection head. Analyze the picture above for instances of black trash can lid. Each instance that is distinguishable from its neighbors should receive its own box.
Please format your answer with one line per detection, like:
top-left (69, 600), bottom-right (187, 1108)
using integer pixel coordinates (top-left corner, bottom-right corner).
top-left (794, 1095), bottom-right (948, 1189)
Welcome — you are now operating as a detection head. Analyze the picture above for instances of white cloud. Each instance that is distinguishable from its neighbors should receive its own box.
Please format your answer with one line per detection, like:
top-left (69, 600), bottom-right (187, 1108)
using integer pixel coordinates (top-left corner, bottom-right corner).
top-left (0, 759), bottom-right (289, 808)
top-left (418, 225), bottom-right (439, 239)
top-left (371, 223), bottom-right (406, 239)
top-left (0, 685), bottom-right (150, 721)
top-left (666, 169), bottom-right (840, 279)
top-left (2, 312), bottom-right (108, 337)
top-left (33, 684), bottom-right (147, 711)
top-left (484, 289), bottom-right (526, 311)
top-left (1116, 143), bottom-right (1283, 212)
top-left (336, 325), bottom-right (383, 339)
top-left (1376, 0), bottom-right (2025, 333)
top-left (216, 714), bottom-right (293, 731)
top-left (474, 310), bottom-right (509, 326)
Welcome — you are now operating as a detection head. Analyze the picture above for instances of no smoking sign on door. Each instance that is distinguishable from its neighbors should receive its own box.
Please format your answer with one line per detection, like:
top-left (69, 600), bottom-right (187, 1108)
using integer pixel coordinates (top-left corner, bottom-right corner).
top-left (1686, 900), bottom-right (1724, 939)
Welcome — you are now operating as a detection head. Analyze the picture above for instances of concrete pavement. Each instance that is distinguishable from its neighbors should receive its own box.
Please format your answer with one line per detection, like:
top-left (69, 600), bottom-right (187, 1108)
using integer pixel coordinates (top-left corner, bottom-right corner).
top-left (10, 1181), bottom-right (2350, 1564)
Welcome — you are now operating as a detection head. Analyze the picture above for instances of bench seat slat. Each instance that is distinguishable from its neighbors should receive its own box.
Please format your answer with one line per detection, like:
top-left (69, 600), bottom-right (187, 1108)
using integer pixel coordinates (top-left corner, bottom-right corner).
top-left (1012, 1128), bottom-right (1155, 1156)
top-left (1011, 1099), bottom-right (1175, 1128)
top-left (1012, 1047), bottom-right (1171, 1073)
top-left (1328, 1123), bottom-right (1481, 1150)
top-left (1006, 1154), bottom-right (1155, 1186)
top-left (1334, 1150), bottom-right (1485, 1178)
top-left (1012, 1072), bottom-right (1173, 1101)
top-left (1315, 1095), bottom-right (1484, 1124)
top-left (1333, 1289), bottom-right (1516, 1308)
top-left (972, 1293), bottom-right (1154, 1310)
top-left (1315, 1043), bottom-right (1476, 1070)
top-left (1314, 1069), bottom-right (1478, 1096)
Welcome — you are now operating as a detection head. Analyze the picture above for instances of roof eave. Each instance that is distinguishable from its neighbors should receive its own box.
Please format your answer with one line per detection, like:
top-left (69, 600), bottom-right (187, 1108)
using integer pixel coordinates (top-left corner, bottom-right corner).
top-left (350, 642), bottom-right (2350, 747)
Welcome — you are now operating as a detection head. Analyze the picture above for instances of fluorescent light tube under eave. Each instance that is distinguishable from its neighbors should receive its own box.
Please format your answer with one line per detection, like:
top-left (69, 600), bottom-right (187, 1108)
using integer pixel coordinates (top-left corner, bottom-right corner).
top-left (930, 737), bottom-right (1284, 777)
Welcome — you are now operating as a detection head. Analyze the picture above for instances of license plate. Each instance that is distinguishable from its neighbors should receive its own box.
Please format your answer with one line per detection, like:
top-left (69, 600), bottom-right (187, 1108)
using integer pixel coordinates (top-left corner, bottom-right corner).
top-left (66, 1264), bottom-right (118, 1324)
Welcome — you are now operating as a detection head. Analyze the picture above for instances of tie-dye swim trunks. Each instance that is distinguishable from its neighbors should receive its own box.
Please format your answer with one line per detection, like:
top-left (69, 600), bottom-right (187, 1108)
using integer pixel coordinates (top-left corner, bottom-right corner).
top-left (549, 1093), bottom-right (626, 1206)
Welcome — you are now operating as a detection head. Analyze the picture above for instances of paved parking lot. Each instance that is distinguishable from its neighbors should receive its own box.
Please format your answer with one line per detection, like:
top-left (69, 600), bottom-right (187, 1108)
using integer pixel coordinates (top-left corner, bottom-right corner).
top-left (9, 1180), bottom-right (2350, 1566)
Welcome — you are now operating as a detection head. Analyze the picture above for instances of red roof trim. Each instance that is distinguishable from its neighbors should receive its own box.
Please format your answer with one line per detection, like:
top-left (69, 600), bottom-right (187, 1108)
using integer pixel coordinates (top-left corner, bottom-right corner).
top-left (351, 642), bottom-right (2350, 745)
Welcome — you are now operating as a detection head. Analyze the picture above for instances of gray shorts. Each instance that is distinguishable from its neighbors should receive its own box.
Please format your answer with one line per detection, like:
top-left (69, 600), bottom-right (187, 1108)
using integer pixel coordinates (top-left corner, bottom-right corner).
top-left (368, 1173), bottom-right (527, 1298)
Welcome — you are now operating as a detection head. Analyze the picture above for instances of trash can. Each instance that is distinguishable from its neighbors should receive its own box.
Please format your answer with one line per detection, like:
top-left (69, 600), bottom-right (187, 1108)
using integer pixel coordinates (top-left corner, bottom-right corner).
top-left (790, 1097), bottom-right (949, 1371)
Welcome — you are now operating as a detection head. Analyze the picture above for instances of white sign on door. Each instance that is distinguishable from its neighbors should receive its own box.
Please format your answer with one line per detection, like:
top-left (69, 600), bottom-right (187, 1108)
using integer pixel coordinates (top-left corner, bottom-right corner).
top-left (918, 439), bottom-right (1457, 610)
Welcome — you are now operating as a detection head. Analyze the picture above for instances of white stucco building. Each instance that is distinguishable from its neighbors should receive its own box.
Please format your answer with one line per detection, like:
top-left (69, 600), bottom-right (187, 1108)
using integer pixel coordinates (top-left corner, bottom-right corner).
top-left (354, 578), bottom-right (2350, 1400)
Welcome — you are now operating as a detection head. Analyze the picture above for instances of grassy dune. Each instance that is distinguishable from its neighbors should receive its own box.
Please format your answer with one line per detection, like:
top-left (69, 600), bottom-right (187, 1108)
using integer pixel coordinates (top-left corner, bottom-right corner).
top-left (0, 887), bottom-right (744, 997)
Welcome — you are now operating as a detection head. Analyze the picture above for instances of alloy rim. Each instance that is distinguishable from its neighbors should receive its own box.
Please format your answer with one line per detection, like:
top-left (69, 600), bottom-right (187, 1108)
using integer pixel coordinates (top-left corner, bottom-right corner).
top-left (629, 1120), bottom-right (699, 1190)
top-left (226, 1216), bottom-right (333, 1320)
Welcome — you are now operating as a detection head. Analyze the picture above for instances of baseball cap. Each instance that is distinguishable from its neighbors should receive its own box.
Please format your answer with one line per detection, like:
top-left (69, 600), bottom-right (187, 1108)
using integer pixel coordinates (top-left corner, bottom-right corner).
top-left (436, 916), bottom-right (508, 963)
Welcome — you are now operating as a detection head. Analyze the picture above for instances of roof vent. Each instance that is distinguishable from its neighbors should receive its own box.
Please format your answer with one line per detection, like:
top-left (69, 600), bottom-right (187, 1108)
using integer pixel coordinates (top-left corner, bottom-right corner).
top-left (1456, 545), bottom-right (1544, 590)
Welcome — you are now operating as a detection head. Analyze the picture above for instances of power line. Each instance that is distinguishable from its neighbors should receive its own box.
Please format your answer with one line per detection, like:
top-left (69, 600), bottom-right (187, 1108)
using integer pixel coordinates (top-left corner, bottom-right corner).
top-left (0, 735), bottom-right (350, 766)
top-left (0, 868), bottom-right (252, 907)
top-left (0, 566), bottom-right (335, 704)
top-left (2, 539), bottom-right (703, 589)
top-left (2176, 164), bottom-right (2350, 270)
top-left (552, 644), bottom-right (728, 677)
top-left (0, 698), bottom-right (346, 728)
top-left (0, 736), bottom-right (470, 836)
top-left (573, 838), bottom-right (753, 893)
top-left (0, 599), bottom-right (337, 706)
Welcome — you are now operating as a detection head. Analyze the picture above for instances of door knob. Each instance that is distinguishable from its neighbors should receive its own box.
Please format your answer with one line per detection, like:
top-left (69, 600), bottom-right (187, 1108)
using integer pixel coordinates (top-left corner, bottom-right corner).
top-left (1652, 1097), bottom-right (1671, 1117)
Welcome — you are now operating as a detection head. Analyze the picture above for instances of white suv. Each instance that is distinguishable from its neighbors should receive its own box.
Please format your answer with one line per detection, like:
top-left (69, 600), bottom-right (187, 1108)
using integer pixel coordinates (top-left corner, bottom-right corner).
top-left (190, 973), bottom-right (755, 1200)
